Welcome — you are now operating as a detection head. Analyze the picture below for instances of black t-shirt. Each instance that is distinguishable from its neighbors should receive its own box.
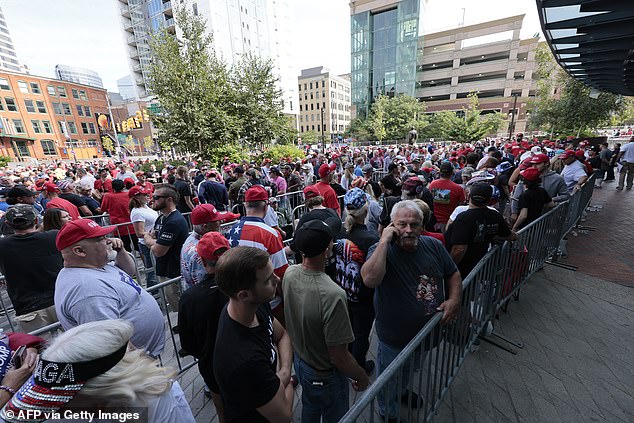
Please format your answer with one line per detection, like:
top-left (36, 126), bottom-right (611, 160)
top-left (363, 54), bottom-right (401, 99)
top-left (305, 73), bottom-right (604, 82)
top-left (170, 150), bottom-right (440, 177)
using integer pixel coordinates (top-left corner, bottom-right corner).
top-left (0, 230), bottom-right (62, 315)
top-left (379, 193), bottom-right (436, 230)
top-left (517, 187), bottom-right (552, 229)
top-left (60, 193), bottom-right (89, 216)
top-left (334, 223), bottom-right (379, 304)
top-left (588, 156), bottom-right (601, 170)
top-left (173, 179), bottom-right (193, 213)
top-left (496, 173), bottom-right (511, 200)
top-left (446, 207), bottom-right (511, 277)
top-left (213, 303), bottom-right (279, 423)
top-left (153, 210), bottom-right (189, 277)
top-left (178, 276), bottom-right (228, 392)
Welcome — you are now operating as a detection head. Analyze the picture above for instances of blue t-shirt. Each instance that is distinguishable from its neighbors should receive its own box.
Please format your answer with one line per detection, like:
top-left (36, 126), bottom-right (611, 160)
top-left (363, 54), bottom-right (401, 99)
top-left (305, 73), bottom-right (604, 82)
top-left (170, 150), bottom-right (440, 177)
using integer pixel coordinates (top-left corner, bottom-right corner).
top-left (368, 236), bottom-right (457, 349)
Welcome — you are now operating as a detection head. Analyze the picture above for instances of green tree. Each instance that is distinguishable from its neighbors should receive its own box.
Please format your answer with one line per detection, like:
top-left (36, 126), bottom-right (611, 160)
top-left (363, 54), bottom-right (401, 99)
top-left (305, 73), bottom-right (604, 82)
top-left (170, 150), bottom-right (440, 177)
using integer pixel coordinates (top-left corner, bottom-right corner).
top-left (147, 6), bottom-right (239, 156)
top-left (300, 130), bottom-right (319, 145)
top-left (435, 93), bottom-right (505, 142)
top-left (230, 53), bottom-right (295, 146)
top-left (528, 43), bottom-right (624, 137)
top-left (368, 95), bottom-right (388, 142)
top-left (381, 94), bottom-right (428, 139)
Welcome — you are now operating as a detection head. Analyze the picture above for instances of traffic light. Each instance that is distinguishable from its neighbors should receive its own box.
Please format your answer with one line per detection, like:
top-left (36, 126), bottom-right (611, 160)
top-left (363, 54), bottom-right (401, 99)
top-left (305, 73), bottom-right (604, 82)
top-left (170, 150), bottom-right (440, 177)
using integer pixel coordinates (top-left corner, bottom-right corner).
top-left (134, 117), bottom-right (142, 128)
top-left (127, 117), bottom-right (135, 130)
top-left (115, 123), bottom-right (121, 132)
top-left (122, 120), bottom-right (128, 132)
top-left (142, 109), bottom-right (150, 121)
top-left (135, 110), bottom-right (143, 122)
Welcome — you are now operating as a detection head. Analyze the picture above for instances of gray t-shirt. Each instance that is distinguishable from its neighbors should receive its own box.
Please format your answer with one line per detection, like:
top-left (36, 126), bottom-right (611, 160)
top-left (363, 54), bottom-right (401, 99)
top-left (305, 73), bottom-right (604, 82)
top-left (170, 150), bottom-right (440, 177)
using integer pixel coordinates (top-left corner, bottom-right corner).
top-left (55, 264), bottom-right (165, 357)
top-left (368, 236), bottom-right (458, 349)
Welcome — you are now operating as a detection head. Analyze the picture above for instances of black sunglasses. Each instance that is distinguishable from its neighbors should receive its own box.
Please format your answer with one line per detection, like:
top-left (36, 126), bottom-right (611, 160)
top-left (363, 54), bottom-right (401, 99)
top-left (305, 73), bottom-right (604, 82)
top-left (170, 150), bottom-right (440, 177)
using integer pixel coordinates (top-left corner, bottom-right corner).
top-left (152, 195), bottom-right (170, 200)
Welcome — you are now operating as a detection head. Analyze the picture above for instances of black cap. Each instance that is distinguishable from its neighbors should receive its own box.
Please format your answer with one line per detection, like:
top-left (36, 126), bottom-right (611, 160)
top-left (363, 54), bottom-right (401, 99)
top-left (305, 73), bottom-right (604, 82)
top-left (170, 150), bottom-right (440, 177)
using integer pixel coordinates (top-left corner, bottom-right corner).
top-left (294, 220), bottom-right (334, 258)
top-left (469, 183), bottom-right (492, 206)
top-left (439, 162), bottom-right (454, 175)
top-left (234, 166), bottom-right (244, 174)
top-left (6, 185), bottom-right (38, 198)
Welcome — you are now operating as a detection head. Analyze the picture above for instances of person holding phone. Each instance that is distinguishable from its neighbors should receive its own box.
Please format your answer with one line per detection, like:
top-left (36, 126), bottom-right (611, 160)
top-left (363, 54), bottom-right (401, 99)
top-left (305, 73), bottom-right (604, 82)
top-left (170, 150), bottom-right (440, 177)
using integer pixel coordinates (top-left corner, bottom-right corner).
top-left (361, 200), bottom-right (462, 421)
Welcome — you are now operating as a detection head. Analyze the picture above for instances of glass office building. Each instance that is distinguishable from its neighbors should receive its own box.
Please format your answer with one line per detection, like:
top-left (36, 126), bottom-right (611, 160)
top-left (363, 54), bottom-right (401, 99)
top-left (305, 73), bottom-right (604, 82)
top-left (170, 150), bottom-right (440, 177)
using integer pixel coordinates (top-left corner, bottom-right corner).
top-left (351, 0), bottom-right (423, 118)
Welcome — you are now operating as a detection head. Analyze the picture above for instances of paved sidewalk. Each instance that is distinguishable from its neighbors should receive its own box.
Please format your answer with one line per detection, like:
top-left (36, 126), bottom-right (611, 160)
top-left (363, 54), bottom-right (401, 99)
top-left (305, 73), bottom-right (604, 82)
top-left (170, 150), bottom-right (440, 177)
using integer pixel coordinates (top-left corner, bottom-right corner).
top-left (434, 186), bottom-right (634, 423)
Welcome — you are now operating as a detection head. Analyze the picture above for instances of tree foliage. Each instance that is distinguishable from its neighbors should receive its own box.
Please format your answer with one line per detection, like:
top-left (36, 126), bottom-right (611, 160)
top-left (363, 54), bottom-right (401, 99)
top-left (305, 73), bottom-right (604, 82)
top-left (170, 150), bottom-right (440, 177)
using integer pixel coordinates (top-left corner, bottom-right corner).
top-left (257, 145), bottom-right (305, 163)
top-left (347, 94), bottom-right (428, 141)
top-left (527, 43), bottom-right (625, 137)
top-left (147, 6), bottom-right (295, 157)
top-left (434, 93), bottom-right (505, 142)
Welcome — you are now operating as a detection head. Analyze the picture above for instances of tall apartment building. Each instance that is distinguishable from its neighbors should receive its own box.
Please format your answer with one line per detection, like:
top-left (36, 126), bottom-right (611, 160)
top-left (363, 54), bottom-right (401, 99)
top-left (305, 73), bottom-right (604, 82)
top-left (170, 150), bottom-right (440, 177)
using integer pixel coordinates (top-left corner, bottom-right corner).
top-left (54, 65), bottom-right (104, 89)
top-left (350, 0), bottom-right (426, 119)
top-left (0, 70), bottom-right (110, 161)
top-left (297, 67), bottom-right (351, 140)
top-left (418, 15), bottom-right (539, 134)
top-left (119, 0), bottom-right (298, 115)
top-left (0, 6), bottom-right (24, 73)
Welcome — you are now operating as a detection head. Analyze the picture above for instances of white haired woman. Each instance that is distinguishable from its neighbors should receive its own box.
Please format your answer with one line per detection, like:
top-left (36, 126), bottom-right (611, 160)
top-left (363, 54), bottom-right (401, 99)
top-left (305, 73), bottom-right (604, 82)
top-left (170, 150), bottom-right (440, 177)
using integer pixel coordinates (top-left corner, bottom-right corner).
top-left (0, 320), bottom-right (195, 423)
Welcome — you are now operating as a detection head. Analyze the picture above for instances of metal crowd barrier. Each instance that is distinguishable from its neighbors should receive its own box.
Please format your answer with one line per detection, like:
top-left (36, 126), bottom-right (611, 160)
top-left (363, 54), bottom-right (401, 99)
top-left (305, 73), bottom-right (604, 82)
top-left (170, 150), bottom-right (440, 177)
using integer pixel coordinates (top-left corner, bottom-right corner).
top-left (340, 177), bottom-right (595, 422)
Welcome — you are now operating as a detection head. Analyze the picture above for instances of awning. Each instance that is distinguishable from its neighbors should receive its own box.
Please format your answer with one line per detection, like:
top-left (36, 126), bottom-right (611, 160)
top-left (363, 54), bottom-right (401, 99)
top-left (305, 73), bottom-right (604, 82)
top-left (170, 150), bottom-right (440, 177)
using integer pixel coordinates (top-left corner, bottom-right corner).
top-left (0, 133), bottom-right (36, 141)
top-left (536, 0), bottom-right (634, 95)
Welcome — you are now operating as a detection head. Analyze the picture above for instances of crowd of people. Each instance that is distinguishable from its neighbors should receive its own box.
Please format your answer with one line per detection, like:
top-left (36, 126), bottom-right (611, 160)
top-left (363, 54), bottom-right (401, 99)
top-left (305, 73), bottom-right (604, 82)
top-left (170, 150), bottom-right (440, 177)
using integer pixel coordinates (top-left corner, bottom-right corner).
top-left (0, 134), bottom-right (629, 422)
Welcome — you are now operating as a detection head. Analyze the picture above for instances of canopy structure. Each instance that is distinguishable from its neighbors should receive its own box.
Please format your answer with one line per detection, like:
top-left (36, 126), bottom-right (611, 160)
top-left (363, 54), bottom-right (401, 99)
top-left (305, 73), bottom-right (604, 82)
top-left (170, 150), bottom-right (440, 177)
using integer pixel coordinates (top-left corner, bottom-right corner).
top-left (536, 0), bottom-right (634, 95)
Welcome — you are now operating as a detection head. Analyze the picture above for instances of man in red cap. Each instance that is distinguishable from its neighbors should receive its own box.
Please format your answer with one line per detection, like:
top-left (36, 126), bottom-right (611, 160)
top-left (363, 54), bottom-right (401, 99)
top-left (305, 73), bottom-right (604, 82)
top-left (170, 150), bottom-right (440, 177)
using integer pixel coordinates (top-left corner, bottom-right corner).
top-left (178, 231), bottom-right (231, 414)
top-left (227, 185), bottom-right (288, 323)
top-left (559, 150), bottom-right (588, 192)
top-left (512, 168), bottom-right (554, 231)
top-left (54, 219), bottom-right (165, 357)
top-left (135, 171), bottom-right (154, 195)
top-left (314, 163), bottom-right (341, 216)
top-left (181, 204), bottom-right (239, 289)
top-left (42, 182), bottom-right (81, 221)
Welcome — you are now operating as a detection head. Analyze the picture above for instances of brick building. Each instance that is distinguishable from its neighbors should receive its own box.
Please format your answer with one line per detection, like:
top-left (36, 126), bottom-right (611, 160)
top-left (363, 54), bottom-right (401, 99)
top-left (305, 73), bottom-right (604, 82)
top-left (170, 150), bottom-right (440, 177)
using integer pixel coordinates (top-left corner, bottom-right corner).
top-left (0, 70), bottom-right (111, 162)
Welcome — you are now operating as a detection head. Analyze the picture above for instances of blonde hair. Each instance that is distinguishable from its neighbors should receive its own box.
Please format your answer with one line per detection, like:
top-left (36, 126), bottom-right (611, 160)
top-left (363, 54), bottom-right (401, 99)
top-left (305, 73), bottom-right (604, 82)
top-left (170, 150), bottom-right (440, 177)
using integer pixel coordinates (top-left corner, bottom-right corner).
top-left (43, 320), bottom-right (175, 406)
top-left (343, 203), bottom-right (368, 233)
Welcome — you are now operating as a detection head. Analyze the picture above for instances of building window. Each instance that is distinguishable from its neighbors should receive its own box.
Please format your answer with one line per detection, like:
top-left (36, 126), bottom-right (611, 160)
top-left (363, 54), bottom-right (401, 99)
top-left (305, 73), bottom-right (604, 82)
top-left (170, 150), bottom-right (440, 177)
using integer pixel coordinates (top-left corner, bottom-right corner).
top-left (84, 106), bottom-right (91, 117)
top-left (57, 86), bottom-right (67, 97)
top-left (298, 84), bottom-right (301, 92)
top-left (311, 125), bottom-right (315, 131)
top-left (71, 89), bottom-right (79, 99)
top-left (304, 83), bottom-right (307, 90)
top-left (76, 105), bottom-right (84, 116)
top-left (88, 122), bottom-right (96, 134)
top-left (79, 90), bottom-right (87, 100)
top-left (316, 103), bottom-right (320, 109)
top-left (81, 122), bottom-right (89, 134)
top-left (42, 120), bottom-right (53, 134)
top-left (310, 93), bottom-right (313, 100)
top-left (0, 98), bottom-right (3, 111)
top-left (17, 81), bottom-right (28, 93)
top-left (41, 139), bottom-right (56, 155)
top-left (0, 78), bottom-right (9, 90)
top-left (31, 120), bottom-right (41, 133)
top-left (300, 126), bottom-right (304, 132)
top-left (299, 104), bottom-right (302, 112)
top-left (47, 85), bottom-right (56, 96)
top-left (310, 104), bottom-right (314, 110)
top-left (322, 81), bottom-right (325, 88)
top-left (52, 102), bottom-right (62, 115)
top-left (12, 119), bottom-right (25, 133)
top-left (86, 139), bottom-right (98, 147)
top-left (35, 100), bottom-right (46, 113)
top-left (5, 97), bottom-right (16, 111)
top-left (24, 99), bottom-right (36, 113)
top-left (67, 121), bottom-right (77, 134)
top-left (13, 141), bottom-right (30, 157)
top-left (62, 103), bottom-right (72, 115)
top-left (30, 82), bottom-right (40, 94)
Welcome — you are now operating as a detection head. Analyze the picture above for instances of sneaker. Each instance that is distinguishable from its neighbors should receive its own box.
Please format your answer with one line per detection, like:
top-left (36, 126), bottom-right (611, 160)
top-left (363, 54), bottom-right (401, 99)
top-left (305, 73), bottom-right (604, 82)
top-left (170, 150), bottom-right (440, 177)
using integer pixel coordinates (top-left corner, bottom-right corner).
top-left (400, 390), bottom-right (423, 408)
top-left (364, 360), bottom-right (376, 375)
top-left (616, 186), bottom-right (623, 191)
top-left (627, 187), bottom-right (632, 190)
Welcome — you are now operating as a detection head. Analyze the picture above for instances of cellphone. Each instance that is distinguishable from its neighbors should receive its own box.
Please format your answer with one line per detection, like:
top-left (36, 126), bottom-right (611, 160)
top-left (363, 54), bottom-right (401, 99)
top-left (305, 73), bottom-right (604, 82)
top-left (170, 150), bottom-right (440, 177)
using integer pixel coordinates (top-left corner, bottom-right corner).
top-left (11, 345), bottom-right (26, 369)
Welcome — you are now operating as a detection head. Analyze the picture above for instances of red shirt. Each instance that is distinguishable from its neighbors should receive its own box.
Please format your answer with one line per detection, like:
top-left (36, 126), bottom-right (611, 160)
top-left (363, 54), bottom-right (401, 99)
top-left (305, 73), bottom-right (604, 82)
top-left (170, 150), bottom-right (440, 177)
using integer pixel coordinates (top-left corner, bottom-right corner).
top-left (101, 191), bottom-right (134, 236)
top-left (314, 181), bottom-right (341, 216)
top-left (94, 178), bottom-right (113, 193)
top-left (422, 231), bottom-right (445, 246)
top-left (46, 197), bottom-right (81, 221)
top-left (137, 181), bottom-right (154, 194)
top-left (428, 178), bottom-right (466, 224)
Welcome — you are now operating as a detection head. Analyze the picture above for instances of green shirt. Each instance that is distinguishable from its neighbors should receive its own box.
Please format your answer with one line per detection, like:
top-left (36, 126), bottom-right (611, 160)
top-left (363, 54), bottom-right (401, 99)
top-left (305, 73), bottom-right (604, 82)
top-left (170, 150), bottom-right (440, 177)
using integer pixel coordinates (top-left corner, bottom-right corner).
top-left (283, 264), bottom-right (354, 370)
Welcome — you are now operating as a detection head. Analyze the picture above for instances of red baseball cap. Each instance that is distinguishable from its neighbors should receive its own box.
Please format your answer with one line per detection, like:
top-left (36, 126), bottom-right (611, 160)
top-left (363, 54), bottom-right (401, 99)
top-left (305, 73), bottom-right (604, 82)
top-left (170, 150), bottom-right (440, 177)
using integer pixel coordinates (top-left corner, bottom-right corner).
top-left (303, 185), bottom-right (321, 200)
top-left (520, 167), bottom-right (541, 182)
top-left (244, 185), bottom-right (269, 202)
top-left (190, 204), bottom-right (240, 225)
top-left (318, 163), bottom-right (336, 178)
top-left (124, 177), bottom-right (135, 185)
top-left (558, 150), bottom-right (576, 159)
top-left (196, 231), bottom-right (231, 262)
top-left (42, 182), bottom-right (59, 193)
top-left (518, 157), bottom-right (533, 171)
top-left (530, 153), bottom-right (549, 164)
top-left (56, 219), bottom-right (115, 251)
top-left (128, 186), bottom-right (150, 198)
top-left (575, 149), bottom-right (586, 158)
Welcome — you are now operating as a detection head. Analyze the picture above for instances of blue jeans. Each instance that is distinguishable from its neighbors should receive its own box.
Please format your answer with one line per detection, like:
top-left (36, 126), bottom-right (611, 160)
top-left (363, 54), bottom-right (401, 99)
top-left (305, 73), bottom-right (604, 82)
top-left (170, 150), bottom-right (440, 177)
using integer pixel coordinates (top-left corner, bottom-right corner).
top-left (138, 243), bottom-right (156, 288)
top-left (294, 356), bottom-right (349, 423)
top-left (377, 340), bottom-right (426, 419)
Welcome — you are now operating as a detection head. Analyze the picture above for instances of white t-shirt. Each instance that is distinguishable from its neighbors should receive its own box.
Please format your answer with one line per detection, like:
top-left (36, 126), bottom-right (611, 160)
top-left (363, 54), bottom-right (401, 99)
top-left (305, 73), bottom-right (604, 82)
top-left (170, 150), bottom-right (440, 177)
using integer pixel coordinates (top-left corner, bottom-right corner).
top-left (147, 382), bottom-right (196, 423)
top-left (620, 142), bottom-right (634, 163)
top-left (561, 160), bottom-right (587, 191)
top-left (130, 206), bottom-right (159, 245)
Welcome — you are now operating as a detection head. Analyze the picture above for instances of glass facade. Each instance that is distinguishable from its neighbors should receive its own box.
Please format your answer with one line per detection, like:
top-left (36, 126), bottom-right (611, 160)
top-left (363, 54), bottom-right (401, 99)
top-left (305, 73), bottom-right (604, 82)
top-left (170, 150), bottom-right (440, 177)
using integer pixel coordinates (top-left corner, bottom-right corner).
top-left (351, 0), bottom-right (421, 118)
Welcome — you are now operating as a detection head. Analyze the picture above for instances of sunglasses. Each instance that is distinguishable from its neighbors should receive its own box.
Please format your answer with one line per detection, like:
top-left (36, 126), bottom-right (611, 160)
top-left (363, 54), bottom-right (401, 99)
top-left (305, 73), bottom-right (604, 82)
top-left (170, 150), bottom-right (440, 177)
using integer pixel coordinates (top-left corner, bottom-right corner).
top-left (152, 195), bottom-right (170, 200)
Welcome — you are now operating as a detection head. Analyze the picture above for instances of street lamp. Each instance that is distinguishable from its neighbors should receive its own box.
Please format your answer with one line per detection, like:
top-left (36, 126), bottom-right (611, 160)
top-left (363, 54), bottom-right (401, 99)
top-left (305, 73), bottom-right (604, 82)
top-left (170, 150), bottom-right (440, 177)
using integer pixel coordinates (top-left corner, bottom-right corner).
top-left (508, 93), bottom-right (519, 140)
top-left (320, 106), bottom-right (325, 153)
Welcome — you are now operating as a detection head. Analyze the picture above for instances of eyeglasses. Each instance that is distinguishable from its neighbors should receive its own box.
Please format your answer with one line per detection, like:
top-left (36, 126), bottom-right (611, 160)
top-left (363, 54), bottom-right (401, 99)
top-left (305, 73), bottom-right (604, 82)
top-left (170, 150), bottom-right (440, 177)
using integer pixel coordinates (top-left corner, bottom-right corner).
top-left (152, 195), bottom-right (170, 200)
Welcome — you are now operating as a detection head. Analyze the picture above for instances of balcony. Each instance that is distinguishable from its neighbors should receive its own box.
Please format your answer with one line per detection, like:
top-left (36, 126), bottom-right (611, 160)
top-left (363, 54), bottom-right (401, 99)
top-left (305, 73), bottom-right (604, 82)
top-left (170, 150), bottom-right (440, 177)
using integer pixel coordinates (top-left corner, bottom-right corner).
top-left (163, 1), bottom-right (172, 13)
top-left (164, 18), bottom-right (174, 28)
top-left (124, 21), bottom-right (134, 33)
top-left (120, 4), bottom-right (130, 17)
top-left (126, 34), bottom-right (136, 45)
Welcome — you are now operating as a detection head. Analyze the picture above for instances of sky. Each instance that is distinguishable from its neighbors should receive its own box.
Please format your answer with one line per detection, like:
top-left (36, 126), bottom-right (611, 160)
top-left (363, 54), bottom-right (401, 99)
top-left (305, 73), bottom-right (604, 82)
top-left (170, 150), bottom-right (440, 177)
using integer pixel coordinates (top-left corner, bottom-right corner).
top-left (1, 0), bottom-right (543, 92)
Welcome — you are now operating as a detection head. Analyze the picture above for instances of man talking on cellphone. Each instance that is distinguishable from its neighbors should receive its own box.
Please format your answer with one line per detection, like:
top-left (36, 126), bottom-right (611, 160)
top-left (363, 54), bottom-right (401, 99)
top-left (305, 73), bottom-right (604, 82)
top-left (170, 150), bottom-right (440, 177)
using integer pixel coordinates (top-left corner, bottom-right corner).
top-left (361, 200), bottom-right (461, 422)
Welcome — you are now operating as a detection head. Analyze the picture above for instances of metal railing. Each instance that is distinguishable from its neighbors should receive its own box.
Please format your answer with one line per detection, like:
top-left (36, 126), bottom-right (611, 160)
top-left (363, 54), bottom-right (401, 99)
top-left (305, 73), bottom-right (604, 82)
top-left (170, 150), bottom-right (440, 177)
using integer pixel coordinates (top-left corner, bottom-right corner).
top-left (340, 177), bottom-right (595, 422)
